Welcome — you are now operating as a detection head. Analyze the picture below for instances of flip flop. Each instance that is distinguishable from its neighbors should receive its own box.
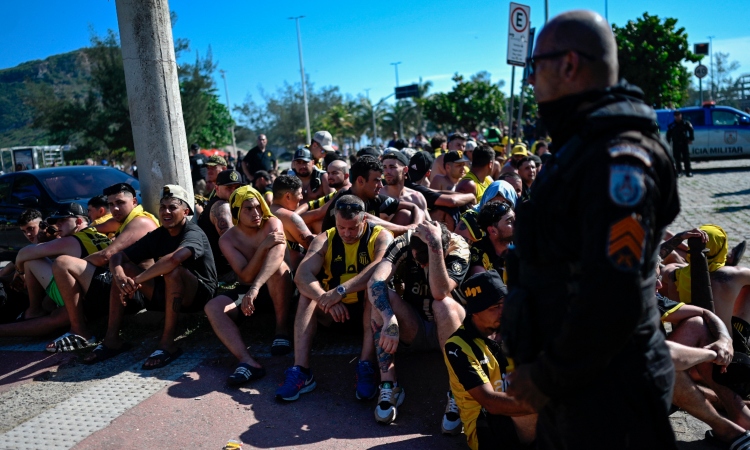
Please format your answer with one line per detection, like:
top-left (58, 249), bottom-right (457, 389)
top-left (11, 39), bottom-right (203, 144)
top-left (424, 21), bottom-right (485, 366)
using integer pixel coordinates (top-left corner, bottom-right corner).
top-left (82, 342), bottom-right (132, 365)
top-left (728, 241), bottom-right (747, 267)
top-left (706, 430), bottom-right (750, 449)
top-left (227, 363), bottom-right (266, 386)
top-left (46, 332), bottom-right (97, 353)
top-left (271, 335), bottom-right (292, 356)
top-left (141, 348), bottom-right (183, 370)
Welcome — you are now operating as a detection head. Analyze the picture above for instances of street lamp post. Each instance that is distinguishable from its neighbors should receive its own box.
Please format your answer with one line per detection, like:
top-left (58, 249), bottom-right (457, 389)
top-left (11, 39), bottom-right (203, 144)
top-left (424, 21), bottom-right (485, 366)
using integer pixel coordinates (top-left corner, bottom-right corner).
top-left (390, 62), bottom-right (403, 138)
top-left (708, 35), bottom-right (715, 100)
top-left (219, 69), bottom-right (238, 156)
top-left (289, 16), bottom-right (311, 144)
top-left (391, 62), bottom-right (401, 87)
top-left (365, 88), bottom-right (378, 145)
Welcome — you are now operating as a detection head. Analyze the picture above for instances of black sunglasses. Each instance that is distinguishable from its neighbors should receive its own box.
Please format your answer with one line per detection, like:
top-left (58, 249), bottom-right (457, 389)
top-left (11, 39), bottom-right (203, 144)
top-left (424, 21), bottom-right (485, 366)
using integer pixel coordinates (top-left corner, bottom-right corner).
top-left (336, 202), bottom-right (364, 212)
top-left (526, 50), bottom-right (597, 77)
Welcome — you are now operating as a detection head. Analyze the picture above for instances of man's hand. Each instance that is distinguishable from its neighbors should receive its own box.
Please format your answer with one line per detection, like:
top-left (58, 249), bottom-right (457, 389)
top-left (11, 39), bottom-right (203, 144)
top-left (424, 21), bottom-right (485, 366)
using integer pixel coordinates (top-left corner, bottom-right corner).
top-left (705, 336), bottom-right (733, 369)
top-left (506, 364), bottom-right (550, 412)
top-left (10, 272), bottom-right (25, 292)
top-left (240, 287), bottom-right (259, 316)
top-left (413, 220), bottom-right (442, 245)
top-left (374, 314), bottom-right (400, 354)
top-left (327, 302), bottom-right (350, 323)
top-left (260, 231), bottom-right (286, 251)
top-left (679, 228), bottom-right (708, 243)
top-left (114, 273), bottom-right (141, 305)
top-left (318, 289), bottom-right (342, 314)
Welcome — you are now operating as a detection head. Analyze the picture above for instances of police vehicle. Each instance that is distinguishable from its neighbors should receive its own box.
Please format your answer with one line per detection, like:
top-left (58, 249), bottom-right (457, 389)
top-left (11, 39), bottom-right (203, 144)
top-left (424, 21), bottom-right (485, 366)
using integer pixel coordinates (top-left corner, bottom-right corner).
top-left (656, 103), bottom-right (750, 161)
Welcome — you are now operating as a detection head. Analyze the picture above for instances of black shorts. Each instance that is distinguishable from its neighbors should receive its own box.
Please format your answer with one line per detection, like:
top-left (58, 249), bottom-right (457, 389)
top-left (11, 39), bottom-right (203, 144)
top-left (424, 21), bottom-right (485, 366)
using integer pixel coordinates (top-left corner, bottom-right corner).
top-left (147, 275), bottom-right (213, 313)
top-left (82, 266), bottom-right (144, 319)
top-left (322, 300), bottom-right (364, 335)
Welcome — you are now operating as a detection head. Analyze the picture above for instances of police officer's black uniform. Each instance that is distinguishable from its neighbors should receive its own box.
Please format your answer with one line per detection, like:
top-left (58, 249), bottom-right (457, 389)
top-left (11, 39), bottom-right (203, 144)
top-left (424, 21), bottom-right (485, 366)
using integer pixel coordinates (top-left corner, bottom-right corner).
top-left (503, 82), bottom-right (680, 449)
top-left (666, 117), bottom-right (694, 176)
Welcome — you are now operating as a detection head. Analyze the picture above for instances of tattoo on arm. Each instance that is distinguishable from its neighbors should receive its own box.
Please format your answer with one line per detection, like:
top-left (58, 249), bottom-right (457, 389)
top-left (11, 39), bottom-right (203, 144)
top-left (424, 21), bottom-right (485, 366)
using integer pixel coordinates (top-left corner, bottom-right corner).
top-left (372, 319), bottom-right (394, 374)
top-left (290, 213), bottom-right (312, 243)
top-left (172, 296), bottom-right (183, 313)
top-left (371, 280), bottom-right (394, 316)
top-left (211, 202), bottom-right (232, 235)
top-left (659, 234), bottom-right (683, 259)
top-left (427, 236), bottom-right (442, 252)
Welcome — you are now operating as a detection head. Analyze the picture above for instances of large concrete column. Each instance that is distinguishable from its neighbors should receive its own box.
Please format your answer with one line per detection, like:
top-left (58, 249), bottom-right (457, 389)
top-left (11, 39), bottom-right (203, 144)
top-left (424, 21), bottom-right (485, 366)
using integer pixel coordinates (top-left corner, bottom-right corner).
top-left (115, 0), bottom-right (191, 214)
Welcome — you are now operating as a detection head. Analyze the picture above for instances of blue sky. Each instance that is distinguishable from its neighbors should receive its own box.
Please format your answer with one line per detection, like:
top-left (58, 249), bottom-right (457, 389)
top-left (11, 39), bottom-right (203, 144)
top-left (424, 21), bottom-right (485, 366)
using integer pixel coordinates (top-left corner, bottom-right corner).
top-left (2, 0), bottom-right (748, 117)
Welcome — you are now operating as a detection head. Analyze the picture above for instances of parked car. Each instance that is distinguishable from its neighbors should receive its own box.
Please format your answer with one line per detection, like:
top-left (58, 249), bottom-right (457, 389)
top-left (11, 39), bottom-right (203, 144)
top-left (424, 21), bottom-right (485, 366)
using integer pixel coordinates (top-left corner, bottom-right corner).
top-left (656, 103), bottom-right (750, 162)
top-left (0, 166), bottom-right (140, 251)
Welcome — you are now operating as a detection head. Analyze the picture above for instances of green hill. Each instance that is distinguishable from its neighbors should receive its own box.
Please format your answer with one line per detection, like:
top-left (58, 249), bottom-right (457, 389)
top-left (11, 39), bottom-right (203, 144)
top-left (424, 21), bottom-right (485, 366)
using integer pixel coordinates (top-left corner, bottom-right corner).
top-left (0, 50), bottom-right (91, 148)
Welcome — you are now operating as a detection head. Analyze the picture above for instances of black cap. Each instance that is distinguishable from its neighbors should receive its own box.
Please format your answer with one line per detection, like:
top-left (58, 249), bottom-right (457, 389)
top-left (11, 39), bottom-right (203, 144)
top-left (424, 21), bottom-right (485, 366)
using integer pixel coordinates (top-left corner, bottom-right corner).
top-left (294, 148), bottom-right (313, 162)
top-left (461, 270), bottom-right (508, 314)
top-left (529, 154), bottom-right (542, 166)
top-left (408, 151), bottom-right (433, 182)
top-left (382, 150), bottom-right (409, 167)
top-left (448, 132), bottom-right (467, 142)
top-left (190, 143), bottom-right (200, 151)
top-left (444, 151), bottom-right (470, 164)
top-left (357, 146), bottom-right (380, 158)
top-left (216, 169), bottom-right (242, 186)
top-left (103, 182), bottom-right (137, 197)
top-left (47, 202), bottom-right (86, 223)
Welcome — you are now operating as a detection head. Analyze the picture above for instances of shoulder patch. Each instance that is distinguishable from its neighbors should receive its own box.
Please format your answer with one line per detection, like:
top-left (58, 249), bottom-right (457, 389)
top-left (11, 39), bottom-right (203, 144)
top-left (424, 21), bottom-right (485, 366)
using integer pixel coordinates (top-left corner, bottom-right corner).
top-left (608, 144), bottom-right (652, 167)
top-left (609, 165), bottom-right (645, 207)
top-left (607, 215), bottom-right (645, 271)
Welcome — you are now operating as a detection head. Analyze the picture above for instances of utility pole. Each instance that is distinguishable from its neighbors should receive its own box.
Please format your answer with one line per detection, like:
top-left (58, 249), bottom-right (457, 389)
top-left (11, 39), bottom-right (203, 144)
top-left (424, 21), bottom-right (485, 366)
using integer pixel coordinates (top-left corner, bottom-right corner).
top-left (545, 0), bottom-right (549, 23)
top-left (708, 35), bottom-right (715, 100)
top-left (390, 62), bottom-right (403, 138)
top-left (391, 62), bottom-right (401, 87)
top-left (290, 16), bottom-right (311, 144)
top-left (115, 0), bottom-right (191, 214)
top-left (365, 88), bottom-right (377, 145)
top-left (605, 0), bottom-right (608, 22)
top-left (220, 69), bottom-right (238, 157)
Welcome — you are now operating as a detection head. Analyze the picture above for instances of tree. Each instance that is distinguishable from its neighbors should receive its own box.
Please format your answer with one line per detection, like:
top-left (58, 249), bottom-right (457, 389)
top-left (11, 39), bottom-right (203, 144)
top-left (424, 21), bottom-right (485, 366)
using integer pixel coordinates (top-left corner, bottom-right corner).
top-left (421, 72), bottom-right (506, 133)
top-left (711, 52), bottom-right (742, 107)
top-left (613, 13), bottom-right (700, 108)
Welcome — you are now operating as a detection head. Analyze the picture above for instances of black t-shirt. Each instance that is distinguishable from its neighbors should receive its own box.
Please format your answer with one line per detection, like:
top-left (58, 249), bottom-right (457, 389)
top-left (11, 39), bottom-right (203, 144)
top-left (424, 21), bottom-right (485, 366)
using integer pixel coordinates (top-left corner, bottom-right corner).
top-left (196, 196), bottom-right (232, 277)
top-left (321, 188), bottom-right (399, 232)
top-left (243, 146), bottom-right (276, 174)
top-left (384, 230), bottom-right (470, 322)
top-left (190, 154), bottom-right (208, 183)
top-left (404, 180), bottom-right (442, 210)
top-left (469, 236), bottom-right (506, 274)
top-left (124, 220), bottom-right (217, 294)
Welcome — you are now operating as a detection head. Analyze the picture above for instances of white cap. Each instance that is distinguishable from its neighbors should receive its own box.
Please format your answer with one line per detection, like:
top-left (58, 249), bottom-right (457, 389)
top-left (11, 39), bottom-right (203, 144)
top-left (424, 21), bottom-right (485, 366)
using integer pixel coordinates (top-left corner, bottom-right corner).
top-left (313, 131), bottom-right (335, 151)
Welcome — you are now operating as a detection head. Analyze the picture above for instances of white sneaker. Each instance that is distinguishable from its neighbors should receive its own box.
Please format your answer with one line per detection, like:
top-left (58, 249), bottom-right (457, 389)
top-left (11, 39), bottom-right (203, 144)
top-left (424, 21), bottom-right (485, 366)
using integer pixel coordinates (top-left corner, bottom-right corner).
top-left (374, 382), bottom-right (405, 424)
top-left (441, 390), bottom-right (462, 435)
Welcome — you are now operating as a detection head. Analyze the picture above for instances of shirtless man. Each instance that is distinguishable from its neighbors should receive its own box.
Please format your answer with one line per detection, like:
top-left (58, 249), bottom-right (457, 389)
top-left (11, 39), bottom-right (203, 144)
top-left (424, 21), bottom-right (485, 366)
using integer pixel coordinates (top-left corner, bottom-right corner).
top-left (198, 169), bottom-right (242, 281)
top-left (430, 133), bottom-right (467, 182)
top-left (205, 186), bottom-right (295, 382)
top-left (291, 148), bottom-right (332, 203)
top-left (381, 151), bottom-right (428, 212)
top-left (270, 175), bottom-right (315, 271)
top-left (430, 152), bottom-right (470, 191)
top-left (456, 145), bottom-right (495, 205)
top-left (47, 183), bottom-right (159, 353)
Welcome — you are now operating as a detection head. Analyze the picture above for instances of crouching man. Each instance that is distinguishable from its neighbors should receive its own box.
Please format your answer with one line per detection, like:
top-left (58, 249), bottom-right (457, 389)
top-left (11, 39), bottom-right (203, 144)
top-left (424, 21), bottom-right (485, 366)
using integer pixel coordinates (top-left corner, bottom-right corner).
top-left (445, 271), bottom-right (537, 450)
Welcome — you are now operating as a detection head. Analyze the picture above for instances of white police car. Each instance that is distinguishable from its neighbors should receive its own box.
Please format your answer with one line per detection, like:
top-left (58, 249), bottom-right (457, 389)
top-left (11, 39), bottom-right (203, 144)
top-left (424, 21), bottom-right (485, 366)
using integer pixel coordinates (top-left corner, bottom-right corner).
top-left (656, 103), bottom-right (750, 161)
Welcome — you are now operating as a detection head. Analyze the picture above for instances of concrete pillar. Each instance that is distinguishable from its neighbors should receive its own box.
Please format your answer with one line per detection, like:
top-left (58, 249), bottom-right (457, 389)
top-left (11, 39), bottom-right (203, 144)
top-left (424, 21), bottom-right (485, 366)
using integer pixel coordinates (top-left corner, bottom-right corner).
top-left (115, 0), bottom-right (191, 215)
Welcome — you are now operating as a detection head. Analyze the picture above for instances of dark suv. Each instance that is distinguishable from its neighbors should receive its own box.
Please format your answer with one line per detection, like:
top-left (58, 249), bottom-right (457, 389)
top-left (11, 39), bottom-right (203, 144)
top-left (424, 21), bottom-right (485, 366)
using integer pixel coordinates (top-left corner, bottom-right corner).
top-left (0, 166), bottom-right (140, 250)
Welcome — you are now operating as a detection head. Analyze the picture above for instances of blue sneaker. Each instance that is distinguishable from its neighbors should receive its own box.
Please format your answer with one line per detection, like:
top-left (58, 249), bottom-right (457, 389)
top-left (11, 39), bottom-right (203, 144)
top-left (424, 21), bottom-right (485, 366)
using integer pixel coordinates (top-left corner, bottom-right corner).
top-left (355, 360), bottom-right (378, 400)
top-left (275, 366), bottom-right (316, 402)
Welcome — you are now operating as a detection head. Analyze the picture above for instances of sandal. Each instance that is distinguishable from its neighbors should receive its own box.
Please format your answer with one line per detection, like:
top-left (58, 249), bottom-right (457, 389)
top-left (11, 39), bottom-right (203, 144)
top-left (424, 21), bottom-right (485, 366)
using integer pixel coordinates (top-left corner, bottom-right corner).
top-left (728, 241), bottom-right (747, 267)
top-left (706, 430), bottom-right (750, 449)
top-left (227, 363), bottom-right (266, 386)
top-left (46, 332), bottom-right (97, 353)
top-left (270, 335), bottom-right (292, 356)
top-left (141, 348), bottom-right (183, 370)
top-left (82, 342), bottom-right (132, 365)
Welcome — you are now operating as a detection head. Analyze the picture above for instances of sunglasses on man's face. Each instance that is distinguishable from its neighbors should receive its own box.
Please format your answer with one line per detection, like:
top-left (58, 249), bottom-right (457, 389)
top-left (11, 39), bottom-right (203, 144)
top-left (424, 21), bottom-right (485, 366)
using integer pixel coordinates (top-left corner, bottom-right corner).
top-left (526, 50), bottom-right (596, 77)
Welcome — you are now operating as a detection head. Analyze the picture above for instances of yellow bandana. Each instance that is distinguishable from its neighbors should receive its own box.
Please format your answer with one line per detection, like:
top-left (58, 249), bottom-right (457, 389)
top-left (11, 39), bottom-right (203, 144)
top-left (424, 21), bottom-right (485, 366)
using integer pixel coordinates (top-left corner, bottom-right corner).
top-left (674, 224), bottom-right (728, 303)
top-left (229, 185), bottom-right (274, 225)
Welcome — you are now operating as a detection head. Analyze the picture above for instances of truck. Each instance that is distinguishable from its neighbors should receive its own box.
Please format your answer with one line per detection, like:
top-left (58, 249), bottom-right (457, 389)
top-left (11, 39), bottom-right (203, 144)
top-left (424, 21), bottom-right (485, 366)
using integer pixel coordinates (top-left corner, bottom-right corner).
top-left (0, 145), bottom-right (67, 173)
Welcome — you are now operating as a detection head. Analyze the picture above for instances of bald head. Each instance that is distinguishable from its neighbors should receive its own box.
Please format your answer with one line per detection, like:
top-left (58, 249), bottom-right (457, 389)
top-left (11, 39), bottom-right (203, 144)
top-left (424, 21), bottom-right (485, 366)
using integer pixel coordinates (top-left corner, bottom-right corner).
top-left (533, 10), bottom-right (618, 98)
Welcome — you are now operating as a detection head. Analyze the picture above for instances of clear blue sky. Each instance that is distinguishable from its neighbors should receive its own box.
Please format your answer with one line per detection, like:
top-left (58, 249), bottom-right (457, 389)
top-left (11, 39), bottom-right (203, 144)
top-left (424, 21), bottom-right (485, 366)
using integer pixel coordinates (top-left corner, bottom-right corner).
top-left (2, 0), bottom-right (748, 118)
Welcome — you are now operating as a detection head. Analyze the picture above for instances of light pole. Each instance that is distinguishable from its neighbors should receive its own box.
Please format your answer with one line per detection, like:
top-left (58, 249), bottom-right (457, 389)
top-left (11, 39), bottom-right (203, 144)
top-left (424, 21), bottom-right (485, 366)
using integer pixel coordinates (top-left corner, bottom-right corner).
top-left (390, 62), bottom-right (403, 138)
top-left (545, 0), bottom-right (549, 23)
top-left (365, 88), bottom-right (378, 145)
top-left (605, 0), bottom-right (608, 22)
top-left (708, 35), bottom-right (715, 100)
top-left (391, 62), bottom-right (401, 87)
top-left (219, 69), bottom-right (238, 156)
top-left (289, 16), bottom-right (311, 144)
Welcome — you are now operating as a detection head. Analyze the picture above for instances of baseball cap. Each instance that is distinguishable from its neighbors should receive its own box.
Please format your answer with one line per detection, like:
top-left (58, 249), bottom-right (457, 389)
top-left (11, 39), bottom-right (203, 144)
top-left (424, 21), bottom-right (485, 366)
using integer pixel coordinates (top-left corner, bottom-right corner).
top-left (465, 140), bottom-right (478, 152)
top-left (461, 270), bottom-right (508, 314)
top-left (161, 185), bottom-right (193, 214)
top-left (206, 155), bottom-right (227, 166)
top-left (47, 202), bottom-right (86, 224)
top-left (103, 182), bottom-right (137, 197)
top-left (293, 148), bottom-right (313, 162)
top-left (216, 169), bottom-right (243, 186)
top-left (357, 146), bottom-right (380, 158)
top-left (382, 150), bottom-right (409, 166)
top-left (190, 143), bottom-right (200, 152)
top-left (408, 152), bottom-right (433, 182)
top-left (313, 131), bottom-right (335, 151)
top-left (444, 151), bottom-right (470, 164)
top-left (511, 144), bottom-right (529, 157)
top-left (448, 132), bottom-right (467, 142)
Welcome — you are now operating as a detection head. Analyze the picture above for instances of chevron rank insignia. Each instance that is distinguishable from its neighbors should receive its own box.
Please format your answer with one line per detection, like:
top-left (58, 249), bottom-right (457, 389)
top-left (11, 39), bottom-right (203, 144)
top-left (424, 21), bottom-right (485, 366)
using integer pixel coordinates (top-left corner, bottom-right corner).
top-left (607, 215), bottom-right (645, 271)
top-left (609, 165), bottom-right (645, 207)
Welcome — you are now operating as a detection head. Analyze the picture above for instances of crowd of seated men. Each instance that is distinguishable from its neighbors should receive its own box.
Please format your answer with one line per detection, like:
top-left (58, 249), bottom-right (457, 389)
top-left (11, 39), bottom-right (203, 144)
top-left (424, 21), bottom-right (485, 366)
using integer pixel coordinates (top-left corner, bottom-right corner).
top-left (1, 128), bottom-right (748, 450)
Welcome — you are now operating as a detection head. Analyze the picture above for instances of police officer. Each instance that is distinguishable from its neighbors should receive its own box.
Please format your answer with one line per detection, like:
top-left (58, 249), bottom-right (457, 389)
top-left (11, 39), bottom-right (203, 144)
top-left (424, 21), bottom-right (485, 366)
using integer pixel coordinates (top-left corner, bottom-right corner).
top-left (502, 11), bottom-right (680, 449)
top-left (666, 110), bottom-right (695, 177)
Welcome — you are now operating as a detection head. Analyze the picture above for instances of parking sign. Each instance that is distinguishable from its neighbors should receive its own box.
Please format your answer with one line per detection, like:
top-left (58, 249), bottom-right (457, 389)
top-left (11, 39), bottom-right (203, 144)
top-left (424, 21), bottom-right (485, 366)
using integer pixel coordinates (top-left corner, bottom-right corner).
top-left (507, 3), bottom-right (531, 66)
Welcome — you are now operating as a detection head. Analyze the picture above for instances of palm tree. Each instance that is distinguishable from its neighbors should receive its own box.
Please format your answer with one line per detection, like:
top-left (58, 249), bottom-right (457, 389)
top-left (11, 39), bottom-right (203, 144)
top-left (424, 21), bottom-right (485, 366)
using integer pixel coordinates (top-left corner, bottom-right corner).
top-left (382, 100), bottom-right (417, 141)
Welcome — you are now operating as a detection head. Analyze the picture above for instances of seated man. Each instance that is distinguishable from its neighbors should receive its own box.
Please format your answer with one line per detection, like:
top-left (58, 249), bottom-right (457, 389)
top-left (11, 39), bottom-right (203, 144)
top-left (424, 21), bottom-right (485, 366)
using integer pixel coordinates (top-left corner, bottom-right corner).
top-left (252, 170), bottom-right (274, 205)
top-left (197, 169), bottom-right (242, 282)
top-left (294, 159), bottom-right (351, 234)
top-left (87, 195), bottom-right (112, 226)
top-left (456, 181), bottom-right (518, 244)
top-left (430, 151), bottom-right (470, 191)
top-left (0, 209), bottom-right (45, 323)
top-left (47, 183), bottom-right (159, 353)
top-left (381, 151), bottom-right (428, 212)
top-left (366, 221), bottom-right (470, 428)
top-left (204, 186), bottom-right (294, 384)
top-left (445, 271), bottom-right (537, 450)
top-left (291, 148), bottom-right (333, 203)
top-left (468, 202), bottom-right (515, 276)
top-left (89, 185), bottom-right (217, 369)
top-left (456, 145), bottom-right (495, 205)
top-left (269, 175), bottom-right (315, 271)
top-left (276, 195), bottom-right (392, 402)
top-left (0, 204), bottom-right (110, 339)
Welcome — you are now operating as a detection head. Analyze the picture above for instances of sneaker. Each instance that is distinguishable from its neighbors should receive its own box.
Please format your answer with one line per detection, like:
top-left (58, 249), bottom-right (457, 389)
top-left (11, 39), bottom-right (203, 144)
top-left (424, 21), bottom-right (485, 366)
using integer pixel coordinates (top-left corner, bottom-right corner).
top-left (275, 366), bottom-right (316, 402)
top-left (374, 382), bottom-right (405, 424)
top-left (355, 360), bottom-right (378, 400)
top-left (441, 390), bottom-right (462, 435)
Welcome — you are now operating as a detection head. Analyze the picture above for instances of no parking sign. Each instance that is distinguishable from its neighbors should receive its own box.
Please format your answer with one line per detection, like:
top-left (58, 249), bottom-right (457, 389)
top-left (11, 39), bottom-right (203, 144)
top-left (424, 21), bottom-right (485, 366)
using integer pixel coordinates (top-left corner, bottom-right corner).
top-left (507, 3), bottom-right (531, 66)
